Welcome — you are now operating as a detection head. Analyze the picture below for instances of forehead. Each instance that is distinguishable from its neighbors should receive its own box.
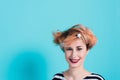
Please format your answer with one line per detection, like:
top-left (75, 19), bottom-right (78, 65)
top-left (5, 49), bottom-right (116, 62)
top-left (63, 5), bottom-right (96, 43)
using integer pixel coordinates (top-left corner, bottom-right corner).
top-left (64, 39), bottom-right (86, 47)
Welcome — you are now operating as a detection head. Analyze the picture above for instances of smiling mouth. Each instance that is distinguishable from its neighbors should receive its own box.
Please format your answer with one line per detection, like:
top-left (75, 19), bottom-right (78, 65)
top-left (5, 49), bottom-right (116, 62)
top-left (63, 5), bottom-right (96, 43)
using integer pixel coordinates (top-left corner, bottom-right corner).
top-left (69, 59), bottom-right (80, 63)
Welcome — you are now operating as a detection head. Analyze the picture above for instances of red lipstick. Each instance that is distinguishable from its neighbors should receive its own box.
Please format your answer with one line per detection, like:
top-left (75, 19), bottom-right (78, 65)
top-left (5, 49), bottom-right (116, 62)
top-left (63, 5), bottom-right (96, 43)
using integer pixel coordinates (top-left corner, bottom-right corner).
top-left (69, 59), bottom-right (80, 63)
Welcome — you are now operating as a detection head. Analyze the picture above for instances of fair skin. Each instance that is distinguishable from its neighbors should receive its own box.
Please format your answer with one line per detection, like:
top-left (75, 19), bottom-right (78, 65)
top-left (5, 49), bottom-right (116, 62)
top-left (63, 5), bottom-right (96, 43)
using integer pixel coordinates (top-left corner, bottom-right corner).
top-left (63, 39), bottom-right (91, 80)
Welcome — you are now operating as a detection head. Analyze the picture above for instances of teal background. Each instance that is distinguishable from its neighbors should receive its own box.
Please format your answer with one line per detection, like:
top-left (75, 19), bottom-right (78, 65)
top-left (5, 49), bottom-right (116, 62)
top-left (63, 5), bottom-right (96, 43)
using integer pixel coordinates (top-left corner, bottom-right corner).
top-left (0, 0), bottom-right (119, 80)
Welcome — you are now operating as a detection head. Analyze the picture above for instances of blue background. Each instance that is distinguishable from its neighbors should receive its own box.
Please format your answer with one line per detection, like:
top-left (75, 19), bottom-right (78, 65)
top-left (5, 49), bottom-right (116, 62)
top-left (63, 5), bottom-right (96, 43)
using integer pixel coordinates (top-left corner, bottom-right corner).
top-left (0, 0), bottom-right (119, 80)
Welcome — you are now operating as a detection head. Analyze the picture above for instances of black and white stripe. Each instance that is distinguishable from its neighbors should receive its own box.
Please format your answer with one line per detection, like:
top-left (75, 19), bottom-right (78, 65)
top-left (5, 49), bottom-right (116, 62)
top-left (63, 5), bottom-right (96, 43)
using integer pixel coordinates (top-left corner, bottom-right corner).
top-left (83, 73), bottom-right (104, 80)
top-left (52, 73), bottom-right (105, 80)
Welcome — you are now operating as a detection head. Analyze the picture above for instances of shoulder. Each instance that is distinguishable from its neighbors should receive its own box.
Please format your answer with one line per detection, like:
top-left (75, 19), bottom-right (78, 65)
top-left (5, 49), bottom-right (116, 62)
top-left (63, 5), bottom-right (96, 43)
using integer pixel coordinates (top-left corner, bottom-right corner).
top-left (52, 73), bottom-right (65, 80)
top-left (85, 73), bottom-right (105, 80)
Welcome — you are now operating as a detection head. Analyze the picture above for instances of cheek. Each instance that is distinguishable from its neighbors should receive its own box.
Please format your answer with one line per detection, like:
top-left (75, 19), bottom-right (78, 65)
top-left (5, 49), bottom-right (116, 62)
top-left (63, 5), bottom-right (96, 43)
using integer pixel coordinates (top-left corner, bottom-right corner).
top-left (64, 52), bottom-right (72, 60)
top-left (64, 51), bottom-right (72, 56)
top-left (65, 53), bottom-right (71, 59)
top-left (79, 51), bottom-right (88, 58)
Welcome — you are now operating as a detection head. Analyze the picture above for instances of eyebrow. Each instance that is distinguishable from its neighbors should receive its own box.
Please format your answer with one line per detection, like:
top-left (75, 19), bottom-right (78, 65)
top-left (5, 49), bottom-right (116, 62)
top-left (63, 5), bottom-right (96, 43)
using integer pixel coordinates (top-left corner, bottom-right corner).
top-left (64, 47), bottom-right (72, 48)
top-left (64, 46), bottom-right (83, 48)
top-left (76, 46), bottom-right (84, 48)
top-left (77, 46), bottom-right (82, 47)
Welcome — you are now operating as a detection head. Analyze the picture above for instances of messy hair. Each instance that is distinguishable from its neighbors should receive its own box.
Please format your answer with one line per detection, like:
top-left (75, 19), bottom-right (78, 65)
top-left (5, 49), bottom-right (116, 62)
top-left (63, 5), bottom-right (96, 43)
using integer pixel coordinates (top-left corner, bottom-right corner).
top-left (53, 24), bottom-right (97, 50)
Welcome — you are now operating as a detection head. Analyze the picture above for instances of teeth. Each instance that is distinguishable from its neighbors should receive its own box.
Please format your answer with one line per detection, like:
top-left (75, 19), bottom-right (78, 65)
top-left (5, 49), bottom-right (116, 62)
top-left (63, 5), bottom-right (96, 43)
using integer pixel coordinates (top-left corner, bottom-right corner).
top-left (70, 59), bottom-right (80, 63)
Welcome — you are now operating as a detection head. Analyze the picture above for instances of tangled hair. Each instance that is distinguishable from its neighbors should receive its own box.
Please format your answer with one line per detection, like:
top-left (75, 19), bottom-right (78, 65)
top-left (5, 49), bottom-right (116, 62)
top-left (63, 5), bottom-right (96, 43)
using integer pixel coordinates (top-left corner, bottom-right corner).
top-left (53, 24), bottom-right (97, 50)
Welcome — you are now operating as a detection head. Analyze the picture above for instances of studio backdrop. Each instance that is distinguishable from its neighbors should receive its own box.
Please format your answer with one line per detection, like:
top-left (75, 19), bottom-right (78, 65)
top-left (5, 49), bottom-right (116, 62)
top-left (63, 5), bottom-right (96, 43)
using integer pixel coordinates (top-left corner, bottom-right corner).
top-left (0, 0), bottom-right (119, 80)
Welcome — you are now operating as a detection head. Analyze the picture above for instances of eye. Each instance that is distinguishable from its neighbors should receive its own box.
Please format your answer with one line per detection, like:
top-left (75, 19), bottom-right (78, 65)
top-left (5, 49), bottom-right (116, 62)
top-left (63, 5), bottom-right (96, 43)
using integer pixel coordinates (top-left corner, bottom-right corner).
top-left (65, 47), bottom-right (72, 51)
top-left (77, 47), bottom-right (82, 51)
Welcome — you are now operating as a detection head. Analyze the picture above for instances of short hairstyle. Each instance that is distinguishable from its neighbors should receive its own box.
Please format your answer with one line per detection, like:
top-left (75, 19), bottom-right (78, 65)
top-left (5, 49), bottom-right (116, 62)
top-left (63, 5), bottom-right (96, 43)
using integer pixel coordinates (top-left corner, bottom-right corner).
top-left (53, 24), bottom-right (97, 50)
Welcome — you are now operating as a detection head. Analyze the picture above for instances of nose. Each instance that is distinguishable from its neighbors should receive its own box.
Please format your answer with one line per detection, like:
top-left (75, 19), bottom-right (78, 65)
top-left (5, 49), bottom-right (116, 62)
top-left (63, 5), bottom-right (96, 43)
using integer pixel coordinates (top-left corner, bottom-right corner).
top-left (71, 50), bottom-right (77, 58)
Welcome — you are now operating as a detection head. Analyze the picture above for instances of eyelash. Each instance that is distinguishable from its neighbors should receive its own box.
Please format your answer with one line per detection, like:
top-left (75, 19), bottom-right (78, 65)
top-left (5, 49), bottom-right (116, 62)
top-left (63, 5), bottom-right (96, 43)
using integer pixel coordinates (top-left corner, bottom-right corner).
top-left (66, 48), bottom-right (72, 51)
top-left (77, 48), bottom-right (82, 51)
top-left (65, 48), bottom-right (82, 51)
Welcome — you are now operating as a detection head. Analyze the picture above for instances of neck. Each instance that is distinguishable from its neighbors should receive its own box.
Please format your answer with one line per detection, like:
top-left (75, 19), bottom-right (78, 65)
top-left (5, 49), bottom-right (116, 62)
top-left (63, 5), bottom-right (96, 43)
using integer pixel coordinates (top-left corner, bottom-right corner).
top-left (64, 65), bottom-right (91, 79)
top-left (68, 65), bottom-right (85, 76)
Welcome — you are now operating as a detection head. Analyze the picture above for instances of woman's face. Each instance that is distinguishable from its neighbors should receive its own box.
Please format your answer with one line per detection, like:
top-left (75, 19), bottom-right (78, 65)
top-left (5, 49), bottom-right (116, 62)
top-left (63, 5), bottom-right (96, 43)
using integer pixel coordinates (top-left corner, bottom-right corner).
top-left (63, 39), bottom-right (88, 68)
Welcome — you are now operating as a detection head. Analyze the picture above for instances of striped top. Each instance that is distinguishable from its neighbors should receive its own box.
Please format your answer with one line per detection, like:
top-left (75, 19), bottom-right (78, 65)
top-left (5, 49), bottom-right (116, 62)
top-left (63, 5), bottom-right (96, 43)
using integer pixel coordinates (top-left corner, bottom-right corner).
top-left (52, 73), bottom-right (105, 80)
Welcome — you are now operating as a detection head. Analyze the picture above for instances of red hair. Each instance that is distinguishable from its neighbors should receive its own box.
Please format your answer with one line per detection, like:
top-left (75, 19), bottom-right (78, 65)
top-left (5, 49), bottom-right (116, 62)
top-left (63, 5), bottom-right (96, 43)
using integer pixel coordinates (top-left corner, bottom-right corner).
top-left (53, 24), bottom-right (97, 50)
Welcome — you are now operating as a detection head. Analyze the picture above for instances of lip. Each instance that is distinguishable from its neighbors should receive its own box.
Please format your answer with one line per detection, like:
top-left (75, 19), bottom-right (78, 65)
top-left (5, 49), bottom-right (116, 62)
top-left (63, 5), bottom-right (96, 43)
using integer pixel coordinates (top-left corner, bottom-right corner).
top-left (69, 59), bottom-right (80, 63)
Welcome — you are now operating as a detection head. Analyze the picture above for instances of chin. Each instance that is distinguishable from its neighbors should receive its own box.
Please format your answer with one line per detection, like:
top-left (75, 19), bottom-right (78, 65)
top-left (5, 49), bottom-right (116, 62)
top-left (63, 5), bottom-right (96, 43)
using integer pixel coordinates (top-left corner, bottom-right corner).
top-left (69, 64), bottom-right (80, 68)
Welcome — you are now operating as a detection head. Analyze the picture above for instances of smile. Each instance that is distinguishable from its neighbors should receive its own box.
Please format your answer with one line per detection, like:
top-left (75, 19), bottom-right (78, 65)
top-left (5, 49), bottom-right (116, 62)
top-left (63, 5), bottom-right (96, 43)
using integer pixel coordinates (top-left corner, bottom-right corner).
top-left (69, 59), bottom-right (80, 63)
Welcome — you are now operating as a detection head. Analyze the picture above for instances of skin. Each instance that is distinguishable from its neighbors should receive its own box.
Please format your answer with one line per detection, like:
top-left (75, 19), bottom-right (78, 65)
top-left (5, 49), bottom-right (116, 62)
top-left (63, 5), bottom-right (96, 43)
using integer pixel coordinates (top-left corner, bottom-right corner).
top-left (63, 39), bottom-right (91, 80)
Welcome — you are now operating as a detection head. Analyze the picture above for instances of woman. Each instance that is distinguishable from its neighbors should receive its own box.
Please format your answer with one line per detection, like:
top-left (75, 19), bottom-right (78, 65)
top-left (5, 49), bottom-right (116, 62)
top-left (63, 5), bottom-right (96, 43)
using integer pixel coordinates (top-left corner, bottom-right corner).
top-left (52, 24), bottom-right (105, 80)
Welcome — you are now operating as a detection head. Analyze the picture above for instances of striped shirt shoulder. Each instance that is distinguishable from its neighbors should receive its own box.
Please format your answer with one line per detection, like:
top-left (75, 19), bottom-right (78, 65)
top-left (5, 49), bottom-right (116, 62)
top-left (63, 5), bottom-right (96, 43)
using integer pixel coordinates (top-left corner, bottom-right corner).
top-left (52, 73), bottom-right (65, 80)
top-left (84, 73), bottom-right (105, 80)
top-left (52, 72), bottom-right (105, 80)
